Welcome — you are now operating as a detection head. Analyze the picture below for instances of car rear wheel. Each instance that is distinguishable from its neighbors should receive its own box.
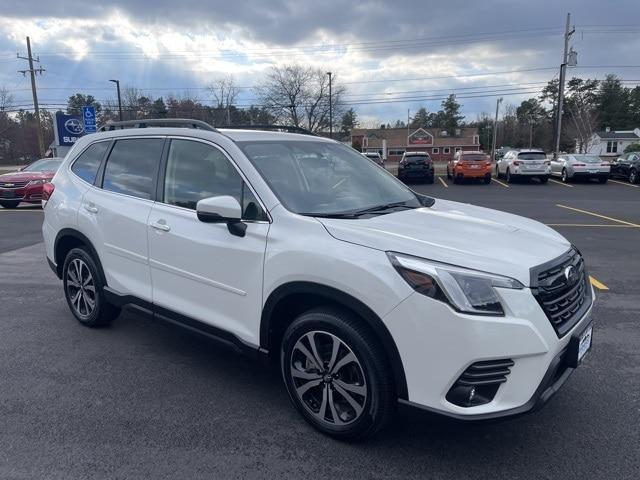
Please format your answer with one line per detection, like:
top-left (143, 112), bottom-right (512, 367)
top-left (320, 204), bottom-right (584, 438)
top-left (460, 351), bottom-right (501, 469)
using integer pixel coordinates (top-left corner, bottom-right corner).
top-left (495, 166), bottom-right (501, 179)
top-left (446, 168), bottom-right (452, 179)
top-left (598, 177), bottom-right (608, 184)
top-left (561, 168), bottom-right (570, 183)
top-left (484, 174), bottom-right (491, 184)
top-left (281, 307), bottom-right (395, 441)
top-left (0, 200), bottom-right (19, 209)
top-left (506, 168), bottom-right (514, 183)
top-left (62, 247), bottom-right (120, 327)
top-left (630, 169), bottom-right (638, 184)
top-left (539, 176), bottom-right (549, 184)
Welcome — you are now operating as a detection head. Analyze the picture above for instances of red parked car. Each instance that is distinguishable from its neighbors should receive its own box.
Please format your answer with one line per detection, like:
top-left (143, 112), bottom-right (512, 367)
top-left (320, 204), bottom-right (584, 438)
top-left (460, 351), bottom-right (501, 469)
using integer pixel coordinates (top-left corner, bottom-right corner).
top-left (0, 158), bottom-right (64, 209)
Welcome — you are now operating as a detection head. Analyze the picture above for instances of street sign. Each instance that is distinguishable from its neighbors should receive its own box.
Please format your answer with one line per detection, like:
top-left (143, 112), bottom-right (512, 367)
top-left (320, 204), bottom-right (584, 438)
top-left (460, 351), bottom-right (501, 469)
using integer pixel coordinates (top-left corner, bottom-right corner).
top-left (82, 106), bottom-right (97, 134)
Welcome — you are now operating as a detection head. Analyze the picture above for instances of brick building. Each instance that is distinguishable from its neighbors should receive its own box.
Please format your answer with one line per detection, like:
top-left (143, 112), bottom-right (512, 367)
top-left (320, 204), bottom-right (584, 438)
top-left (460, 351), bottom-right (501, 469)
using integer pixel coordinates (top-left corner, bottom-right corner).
top-left (351, 127), bottom-right (481, 162)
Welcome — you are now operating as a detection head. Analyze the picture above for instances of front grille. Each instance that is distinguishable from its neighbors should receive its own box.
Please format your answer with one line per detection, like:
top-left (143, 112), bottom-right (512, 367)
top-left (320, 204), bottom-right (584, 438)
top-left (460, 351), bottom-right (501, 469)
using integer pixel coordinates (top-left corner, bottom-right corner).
top-left (446, 359), bottom-right (514, 407)
top-left (531, 247), bottom-right (591, 337)
top-left (0, 181), bottom-right (28, 188)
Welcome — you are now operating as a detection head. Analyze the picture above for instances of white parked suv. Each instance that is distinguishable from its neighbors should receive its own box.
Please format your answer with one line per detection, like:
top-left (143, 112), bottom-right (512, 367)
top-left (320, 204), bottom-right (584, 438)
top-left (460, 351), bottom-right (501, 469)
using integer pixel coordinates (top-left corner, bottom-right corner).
top-left (42, 120), bottom-right (595, 440)
top-left (496, 149), bottom-right (551, 183)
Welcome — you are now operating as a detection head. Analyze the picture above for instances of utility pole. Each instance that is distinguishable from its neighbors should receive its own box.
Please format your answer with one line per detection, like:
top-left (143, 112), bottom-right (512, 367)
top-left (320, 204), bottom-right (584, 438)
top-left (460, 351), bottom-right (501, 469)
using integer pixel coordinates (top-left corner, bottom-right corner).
top-left (555, 13), bottom-right (575, 159)
top-left (18, 36), bottom-right (45, 157)
top-left (326, 72), bottom-right (332, 138)
top-left (491, 97), bottom-right (503, 162)
top-left (109, 79), bottom-right (123, 121)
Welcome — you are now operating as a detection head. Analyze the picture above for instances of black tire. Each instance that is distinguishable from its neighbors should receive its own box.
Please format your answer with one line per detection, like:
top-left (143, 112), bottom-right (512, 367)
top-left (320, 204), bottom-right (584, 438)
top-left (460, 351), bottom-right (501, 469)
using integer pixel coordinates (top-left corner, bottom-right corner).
top-left (452, 175), bottom-right (459, 184)
top-left (484, 175), bottom-right (491, 184)
top-left (561, 168), bottom-right (570, 183)
top-left (446, 168), bottom-right (452, 179)
top-left (598, 177), bottom-right (608, 184)
top-left (496, 166), bottom-right (502, 179)
top-left (506, 168), bottom-right (514, 183)
top-left (281, 307), bottom-right (396, 441)
top-left (539, 176), bottom-right (549, 184)
top-left (426, 175), bottom-right (435, 184)
top-left (0, 200), bottom-right (19, 209)
top-left (62, 247), bottom-right (120, 327)
top-left (630, 169), bottom-right (638, 184)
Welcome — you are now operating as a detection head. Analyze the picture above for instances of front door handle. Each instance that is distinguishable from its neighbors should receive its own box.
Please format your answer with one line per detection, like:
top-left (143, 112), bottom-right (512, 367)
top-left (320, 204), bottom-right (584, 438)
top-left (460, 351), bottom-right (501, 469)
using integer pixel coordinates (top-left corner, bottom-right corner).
top-left (150, 221), bottom-right (171, 232)
top-left (84, 204), bottom-right (98, 213)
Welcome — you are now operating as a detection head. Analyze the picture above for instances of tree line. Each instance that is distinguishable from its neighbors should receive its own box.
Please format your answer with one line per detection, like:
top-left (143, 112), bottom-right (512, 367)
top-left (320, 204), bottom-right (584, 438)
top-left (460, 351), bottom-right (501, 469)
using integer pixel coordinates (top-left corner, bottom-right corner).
top-left (1, 68), bottom-right (639, 165)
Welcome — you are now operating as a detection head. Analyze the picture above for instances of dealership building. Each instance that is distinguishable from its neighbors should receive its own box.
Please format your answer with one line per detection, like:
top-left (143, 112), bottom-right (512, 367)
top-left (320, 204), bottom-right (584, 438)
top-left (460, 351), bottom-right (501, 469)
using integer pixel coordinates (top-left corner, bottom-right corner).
top-left (351, 127), bottom-right (481, 162)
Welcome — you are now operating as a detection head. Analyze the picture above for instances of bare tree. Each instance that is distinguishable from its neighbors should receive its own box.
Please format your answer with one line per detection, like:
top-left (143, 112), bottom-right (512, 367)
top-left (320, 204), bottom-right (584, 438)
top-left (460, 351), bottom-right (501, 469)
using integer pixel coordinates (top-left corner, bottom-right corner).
top-left (208, 75), bottom-right (239, 125)
top-left (255, 64), bottom-right (345, 133)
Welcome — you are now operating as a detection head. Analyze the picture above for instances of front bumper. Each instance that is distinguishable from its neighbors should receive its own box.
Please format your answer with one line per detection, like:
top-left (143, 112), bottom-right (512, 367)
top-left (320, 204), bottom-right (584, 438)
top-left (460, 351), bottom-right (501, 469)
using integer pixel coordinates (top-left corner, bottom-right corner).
top-left (0, 185), bottom-right (44, 203)
top-left (384, 285), bottom-right (594, 419)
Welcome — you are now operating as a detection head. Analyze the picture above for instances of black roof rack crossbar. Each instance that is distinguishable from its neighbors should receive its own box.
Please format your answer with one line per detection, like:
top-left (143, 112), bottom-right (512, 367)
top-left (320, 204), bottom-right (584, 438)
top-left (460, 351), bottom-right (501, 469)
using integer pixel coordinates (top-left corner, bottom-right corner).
top-left (98, 118), bottom-right (218, 132)
top-left (219, 125), bottom-right (317, 136)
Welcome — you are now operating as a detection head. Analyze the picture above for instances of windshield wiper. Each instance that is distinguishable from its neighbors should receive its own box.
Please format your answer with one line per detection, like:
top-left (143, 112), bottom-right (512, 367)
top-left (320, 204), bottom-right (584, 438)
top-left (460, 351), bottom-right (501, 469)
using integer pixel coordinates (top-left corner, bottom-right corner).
top-left (350, 201), bottom-right (417, 216)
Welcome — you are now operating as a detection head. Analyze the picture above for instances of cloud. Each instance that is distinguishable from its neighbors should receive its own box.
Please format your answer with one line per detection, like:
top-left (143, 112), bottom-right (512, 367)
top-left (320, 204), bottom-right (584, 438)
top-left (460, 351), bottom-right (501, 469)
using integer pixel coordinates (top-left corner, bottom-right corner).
top-left (0, 0), bottom-right (639, 121)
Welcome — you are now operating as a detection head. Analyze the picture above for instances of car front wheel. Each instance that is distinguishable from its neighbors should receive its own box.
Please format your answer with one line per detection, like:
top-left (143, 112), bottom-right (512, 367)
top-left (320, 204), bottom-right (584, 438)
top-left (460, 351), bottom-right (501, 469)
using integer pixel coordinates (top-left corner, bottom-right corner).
top-left (630, 169), bottom-right (638, 184)
top-left (281, 308), bottom-right (395, 441)
top-left (561, 169), bottom-right (570, 183)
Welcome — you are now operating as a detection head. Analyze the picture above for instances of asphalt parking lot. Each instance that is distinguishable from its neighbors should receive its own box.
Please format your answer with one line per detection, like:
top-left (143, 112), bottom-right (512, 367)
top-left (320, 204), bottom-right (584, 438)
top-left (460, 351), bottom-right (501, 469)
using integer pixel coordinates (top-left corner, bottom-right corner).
top-left (1, 178), bottom-right (639, 479)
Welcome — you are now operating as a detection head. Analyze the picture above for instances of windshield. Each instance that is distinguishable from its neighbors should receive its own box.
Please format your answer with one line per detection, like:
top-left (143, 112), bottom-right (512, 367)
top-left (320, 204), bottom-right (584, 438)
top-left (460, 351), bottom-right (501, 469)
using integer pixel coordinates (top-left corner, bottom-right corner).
top-left (22, 158), bottom-right (63, 172)
top-left (460, 154), bottom-right (488, 161)
top-left (574, 155), bottom-right (602, 164)
top-left (238, 140), bottom-right (422, 216)
top-left (517, 152), bottom-right (546, 161)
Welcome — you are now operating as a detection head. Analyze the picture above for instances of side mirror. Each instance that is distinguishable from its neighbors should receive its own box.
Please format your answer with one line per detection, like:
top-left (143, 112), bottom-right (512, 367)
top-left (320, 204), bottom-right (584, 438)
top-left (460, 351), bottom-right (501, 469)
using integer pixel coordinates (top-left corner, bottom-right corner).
top-left (196, 195), bottom-right (246, 237)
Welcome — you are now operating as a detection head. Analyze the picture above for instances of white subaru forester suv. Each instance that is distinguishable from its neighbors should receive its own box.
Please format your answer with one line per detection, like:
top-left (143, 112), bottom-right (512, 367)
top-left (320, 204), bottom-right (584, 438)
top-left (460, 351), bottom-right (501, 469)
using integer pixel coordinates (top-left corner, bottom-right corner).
top-left (42, 120), bottom-right (595, 440)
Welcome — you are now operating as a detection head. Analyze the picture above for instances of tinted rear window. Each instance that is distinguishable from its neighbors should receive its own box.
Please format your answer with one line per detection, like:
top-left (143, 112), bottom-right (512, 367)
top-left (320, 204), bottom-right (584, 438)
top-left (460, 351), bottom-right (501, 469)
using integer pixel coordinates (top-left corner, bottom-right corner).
top-left (405, 155), bottom-right (430, 163)
top-left (102, 138), bottom-right (164, 199)
top-left (460, 154), bottom-right (488, 161)
top-left (517, 152), bottom-right (546, 160)
top-left (574, 156), bottom-right (602, 164)
top-left (71, 142), bottom-right (110, 184)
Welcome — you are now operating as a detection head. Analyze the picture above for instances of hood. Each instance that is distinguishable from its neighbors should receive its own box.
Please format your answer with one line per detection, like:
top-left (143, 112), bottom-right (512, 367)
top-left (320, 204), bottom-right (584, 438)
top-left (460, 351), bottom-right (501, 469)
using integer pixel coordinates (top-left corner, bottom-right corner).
top-left (0, 171), bottom-right (54, 182)
top-left (317, 199), bottom-right (571, 286)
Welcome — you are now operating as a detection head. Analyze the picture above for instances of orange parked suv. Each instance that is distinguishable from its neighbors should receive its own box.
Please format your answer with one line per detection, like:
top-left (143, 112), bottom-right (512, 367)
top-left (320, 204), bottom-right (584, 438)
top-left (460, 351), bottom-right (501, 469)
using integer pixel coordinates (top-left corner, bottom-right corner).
top-left (446, 151), bottom-right (492, 184)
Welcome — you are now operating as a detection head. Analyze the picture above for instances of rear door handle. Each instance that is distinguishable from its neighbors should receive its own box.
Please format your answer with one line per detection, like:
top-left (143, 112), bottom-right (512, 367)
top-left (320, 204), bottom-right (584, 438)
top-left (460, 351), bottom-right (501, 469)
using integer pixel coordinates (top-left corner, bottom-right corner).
top-left (84, 204), bottom-right (98, 213)
top-left (150, 221), bottom-right (171, 232)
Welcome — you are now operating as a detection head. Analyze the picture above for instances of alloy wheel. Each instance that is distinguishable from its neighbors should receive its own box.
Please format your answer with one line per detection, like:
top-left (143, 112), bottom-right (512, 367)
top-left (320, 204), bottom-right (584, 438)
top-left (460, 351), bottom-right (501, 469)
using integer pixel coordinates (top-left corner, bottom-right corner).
top-left (66, 258), bottom-right (96, 319)
top-left (289, 330), bottom-right (367, 426)
top-left (630, 170), bottom-right (637, 184)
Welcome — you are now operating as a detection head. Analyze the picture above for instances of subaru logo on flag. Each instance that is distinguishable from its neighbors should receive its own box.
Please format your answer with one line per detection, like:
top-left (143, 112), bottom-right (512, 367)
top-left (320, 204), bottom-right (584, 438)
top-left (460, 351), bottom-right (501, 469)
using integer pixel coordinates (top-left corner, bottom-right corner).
top-left (64, 118), bottom-right (85, 135)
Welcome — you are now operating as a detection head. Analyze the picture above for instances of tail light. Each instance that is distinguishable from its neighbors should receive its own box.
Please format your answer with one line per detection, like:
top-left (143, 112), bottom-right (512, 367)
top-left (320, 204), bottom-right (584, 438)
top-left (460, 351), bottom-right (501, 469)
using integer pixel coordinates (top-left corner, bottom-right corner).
top-left (42, 182), bottom-right (55, 201)
top-left (543, 161), bottom-right (550, 165)
top-left (601, 163), bottom-right (610, 166)
top-left (573, 163), bottom-right (586, 167)
top-left (512, 160), bottom-right (523, 166)
top-left (485, 162), bottom-right (491, 167)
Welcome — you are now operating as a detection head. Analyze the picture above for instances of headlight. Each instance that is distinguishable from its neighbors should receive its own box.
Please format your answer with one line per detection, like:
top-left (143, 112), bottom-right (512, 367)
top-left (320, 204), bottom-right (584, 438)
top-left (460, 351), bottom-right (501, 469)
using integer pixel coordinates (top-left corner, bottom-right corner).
top-left (388, 252), bottom-right (524, 316)
top-left (28, 179), bottom-right (49, 186)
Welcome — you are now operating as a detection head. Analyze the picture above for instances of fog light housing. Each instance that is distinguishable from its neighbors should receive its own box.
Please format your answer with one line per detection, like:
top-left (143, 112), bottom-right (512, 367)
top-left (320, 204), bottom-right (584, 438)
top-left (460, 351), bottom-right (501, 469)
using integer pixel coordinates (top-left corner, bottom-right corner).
top-left (446, 359), bottom-right (514, 407)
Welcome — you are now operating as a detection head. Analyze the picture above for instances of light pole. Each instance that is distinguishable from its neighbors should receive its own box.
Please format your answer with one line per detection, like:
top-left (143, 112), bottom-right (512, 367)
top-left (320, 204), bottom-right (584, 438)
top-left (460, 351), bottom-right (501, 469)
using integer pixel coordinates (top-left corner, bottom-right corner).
top-left (326, 71), bottom-right (332, 138)
top-left (491, 97), bottom-right (503, 162)
top-left (109, 79), bottom-right (123, 121)
top-left (555, 13), bottom-right (575, 159)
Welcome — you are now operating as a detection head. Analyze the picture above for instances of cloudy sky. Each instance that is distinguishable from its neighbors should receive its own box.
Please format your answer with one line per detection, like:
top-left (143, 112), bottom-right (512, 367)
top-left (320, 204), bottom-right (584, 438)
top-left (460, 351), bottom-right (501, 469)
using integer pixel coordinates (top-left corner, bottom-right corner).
top-left (0, 0), bottom-right (639, 125)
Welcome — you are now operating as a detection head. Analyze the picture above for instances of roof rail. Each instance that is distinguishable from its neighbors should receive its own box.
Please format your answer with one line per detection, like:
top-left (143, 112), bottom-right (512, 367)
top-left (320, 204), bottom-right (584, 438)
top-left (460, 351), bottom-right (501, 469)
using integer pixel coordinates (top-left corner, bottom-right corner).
top-left (98, 118), bottom-right (218, 132)
top-left (219, 125), bottom-right (317, 136)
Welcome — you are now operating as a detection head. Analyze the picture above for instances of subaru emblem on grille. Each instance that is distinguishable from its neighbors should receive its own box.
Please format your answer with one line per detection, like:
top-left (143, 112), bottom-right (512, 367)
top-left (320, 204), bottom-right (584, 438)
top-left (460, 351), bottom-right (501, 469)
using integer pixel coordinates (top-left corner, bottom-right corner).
top-left (564, 265), bottom-right (577, 284)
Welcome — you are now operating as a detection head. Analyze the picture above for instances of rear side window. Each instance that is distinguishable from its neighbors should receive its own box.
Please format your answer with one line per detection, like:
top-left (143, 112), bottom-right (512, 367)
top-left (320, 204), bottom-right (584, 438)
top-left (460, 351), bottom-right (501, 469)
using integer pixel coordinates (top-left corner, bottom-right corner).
top-left (102, 138), bottom-right (164, 199)
top-left (163, 139), bottom-right (266, 220)
top-left (71, 141), bottom-right (110, 184)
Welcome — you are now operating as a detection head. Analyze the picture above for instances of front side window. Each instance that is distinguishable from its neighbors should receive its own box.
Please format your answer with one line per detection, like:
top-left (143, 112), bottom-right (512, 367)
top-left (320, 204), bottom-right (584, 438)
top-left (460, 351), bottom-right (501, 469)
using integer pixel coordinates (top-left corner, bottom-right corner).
top-left (102, 138), bottom-right (164, 199)
top-left (163, 139), bottom-right (265, 220)
top-left (238, 140), bottom-right (422, 216)
top-left (71, 142), bottom-right (110, 184)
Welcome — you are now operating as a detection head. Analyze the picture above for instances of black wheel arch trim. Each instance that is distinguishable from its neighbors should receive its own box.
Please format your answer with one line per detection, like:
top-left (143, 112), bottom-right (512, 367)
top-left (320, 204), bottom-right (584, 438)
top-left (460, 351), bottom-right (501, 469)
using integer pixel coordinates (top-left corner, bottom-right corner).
top-left (53, 228), bottom-right (106, 282)
top-left (260, 281), bottom-right (409, 400)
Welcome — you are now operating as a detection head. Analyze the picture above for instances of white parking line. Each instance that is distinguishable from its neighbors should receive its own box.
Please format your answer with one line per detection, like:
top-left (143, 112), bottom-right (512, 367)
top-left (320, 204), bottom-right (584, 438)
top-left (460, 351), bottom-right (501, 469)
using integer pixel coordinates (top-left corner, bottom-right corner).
top-left (549, 178), bottom-right (573, 188)
top-left (491, 178), bottom-right (510, 188)
top-left (609, 179), bottom-right (639, 188)
top-left (438, 177), bottom-right (448, 188)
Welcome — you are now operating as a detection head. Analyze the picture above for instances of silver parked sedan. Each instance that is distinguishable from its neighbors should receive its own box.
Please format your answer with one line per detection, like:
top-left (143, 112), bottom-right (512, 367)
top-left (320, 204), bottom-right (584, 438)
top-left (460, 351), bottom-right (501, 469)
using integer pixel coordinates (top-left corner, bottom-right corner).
top-left (550, 154), bottom-right (610, 183)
